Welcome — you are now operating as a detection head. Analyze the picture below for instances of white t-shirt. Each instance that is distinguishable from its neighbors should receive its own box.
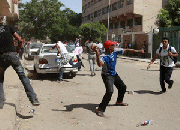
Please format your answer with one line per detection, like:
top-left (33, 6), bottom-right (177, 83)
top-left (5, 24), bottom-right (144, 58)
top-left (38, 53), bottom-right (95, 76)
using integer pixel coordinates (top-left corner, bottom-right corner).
top-left (97, 43), bottom-right (103, 49)
top-left (56, 41), bottom-right (68, 54)
top-left (156, 46), bottom-right (176, 67)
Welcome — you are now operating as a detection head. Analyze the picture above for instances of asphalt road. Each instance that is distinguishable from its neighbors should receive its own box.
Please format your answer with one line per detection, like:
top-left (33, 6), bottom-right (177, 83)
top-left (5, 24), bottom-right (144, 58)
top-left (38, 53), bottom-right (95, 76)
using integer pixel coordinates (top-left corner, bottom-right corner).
top-left (15, 54), bottom-right (180, 130)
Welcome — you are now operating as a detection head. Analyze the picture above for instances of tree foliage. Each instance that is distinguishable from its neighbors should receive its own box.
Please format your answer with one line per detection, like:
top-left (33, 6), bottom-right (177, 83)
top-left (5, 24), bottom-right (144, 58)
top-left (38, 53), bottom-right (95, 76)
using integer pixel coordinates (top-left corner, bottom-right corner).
top-left (157, 0), bottom-right (180, 27)
top-left (79, 22), bottom-right (107, 43)
top-left (18, 0), bottom-right (81, 41)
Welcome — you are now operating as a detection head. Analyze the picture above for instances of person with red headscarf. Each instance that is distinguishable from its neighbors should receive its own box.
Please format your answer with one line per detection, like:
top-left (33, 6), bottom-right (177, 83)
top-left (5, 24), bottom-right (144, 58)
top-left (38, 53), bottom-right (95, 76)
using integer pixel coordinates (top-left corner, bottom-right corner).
top-left (92, 40), bottom-right (144, 117)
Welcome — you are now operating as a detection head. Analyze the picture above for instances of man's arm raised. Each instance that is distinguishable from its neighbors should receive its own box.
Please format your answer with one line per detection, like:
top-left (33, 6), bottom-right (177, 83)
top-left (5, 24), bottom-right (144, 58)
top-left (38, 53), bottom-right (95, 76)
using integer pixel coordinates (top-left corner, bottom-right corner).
top-left (92, 46), bottom-right (104, 67)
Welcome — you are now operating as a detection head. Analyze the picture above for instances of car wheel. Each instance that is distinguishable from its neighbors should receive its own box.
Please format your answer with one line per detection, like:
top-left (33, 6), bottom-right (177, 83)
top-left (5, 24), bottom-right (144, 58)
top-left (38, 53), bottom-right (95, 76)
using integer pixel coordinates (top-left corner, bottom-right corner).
top-left (72, 72), bottom-right (76, 77)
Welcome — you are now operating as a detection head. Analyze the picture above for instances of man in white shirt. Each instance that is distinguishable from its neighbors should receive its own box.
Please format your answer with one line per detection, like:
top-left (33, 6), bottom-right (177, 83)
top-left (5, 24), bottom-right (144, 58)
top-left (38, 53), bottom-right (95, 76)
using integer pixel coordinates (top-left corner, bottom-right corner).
top-left (147, 37), bottom-right (178, 93)
top-left (48, 37), bottom-right (68, 82)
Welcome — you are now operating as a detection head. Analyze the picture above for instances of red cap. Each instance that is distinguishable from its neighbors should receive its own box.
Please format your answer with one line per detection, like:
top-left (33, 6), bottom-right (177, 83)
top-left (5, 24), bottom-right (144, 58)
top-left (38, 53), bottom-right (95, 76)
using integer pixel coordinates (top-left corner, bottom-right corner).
top-left (103, 40), bottom-right (117, 49)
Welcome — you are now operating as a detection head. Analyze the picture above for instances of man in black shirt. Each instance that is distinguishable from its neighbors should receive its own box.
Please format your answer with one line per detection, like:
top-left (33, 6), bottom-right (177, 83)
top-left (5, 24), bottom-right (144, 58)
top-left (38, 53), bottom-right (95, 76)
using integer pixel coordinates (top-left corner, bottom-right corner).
top-left (0, 16), bottom-right (40, 109)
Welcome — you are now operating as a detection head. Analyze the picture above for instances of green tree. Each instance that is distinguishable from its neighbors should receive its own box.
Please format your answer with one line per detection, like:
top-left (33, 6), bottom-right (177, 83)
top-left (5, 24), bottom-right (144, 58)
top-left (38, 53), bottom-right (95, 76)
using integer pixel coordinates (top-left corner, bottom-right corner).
top-left (156, 0), bottom-right (180, 27)
top-left (18, 0), bottom-right (73, 41)
top-left (61, 8), bottom-right (82, 40)
top-left (79, 22), bottom-right (107, 44)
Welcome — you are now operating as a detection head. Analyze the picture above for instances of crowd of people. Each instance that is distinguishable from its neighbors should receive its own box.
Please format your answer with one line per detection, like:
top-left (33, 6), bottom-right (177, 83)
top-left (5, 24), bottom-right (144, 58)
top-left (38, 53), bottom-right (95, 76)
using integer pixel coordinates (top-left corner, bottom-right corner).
top-left (0, 14), bottom-right (178, 119)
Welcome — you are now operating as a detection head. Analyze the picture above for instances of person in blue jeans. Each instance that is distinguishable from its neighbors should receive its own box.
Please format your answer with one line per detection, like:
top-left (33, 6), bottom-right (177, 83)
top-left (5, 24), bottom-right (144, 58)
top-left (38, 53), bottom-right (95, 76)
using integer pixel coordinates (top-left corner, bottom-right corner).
top-left (92, 40), bottom-right (144, 117)
top-left (147, 37), bottom-right (178, 93)
top-left (0, 16), bottom-right (40, 109)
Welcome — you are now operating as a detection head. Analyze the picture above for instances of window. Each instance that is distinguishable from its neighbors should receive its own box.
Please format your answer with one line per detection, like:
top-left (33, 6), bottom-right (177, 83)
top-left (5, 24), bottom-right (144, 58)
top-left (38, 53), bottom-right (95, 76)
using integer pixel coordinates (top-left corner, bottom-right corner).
top-left (82, 17), bottom-right (84, 22)
top-left (118, 0), bottom-right (124, 8)
top-left (85, 4), bottom-right (87, 10)
top-left (82, 6), bottom-right (85, 13)
top-left (88, 2), bottom-right (91, 8)
top-left (135, 17), bottom-right (142, 25)
top-left (106, 5), bottom-right (112, 13)
top-left (94, 0), bottom-right (97, 4)
top-left (87, 14), bottom-right (90, 20)
top-left (115, 22), bottom-right (119, 29)
top-left (127, 0), bottom-right (133, 5)
top-left (120, 20), bottom-right (125, 29)
top-left (112, 2), bottom-right (118, 11)
top-left (110, 23), bottom-right (113, 29)
top-left (91, 0), bottom-right (94, 6)
top-left (91, 13), bottom-right (94, 21)
top-left (94, 11), bottom-right (98, 18)
top-left (102, 7), bottom-right (107, 15)
top-left (127, 19), bottom-right (133, 26)
top-left (98, 9), bottom-right (102, 16)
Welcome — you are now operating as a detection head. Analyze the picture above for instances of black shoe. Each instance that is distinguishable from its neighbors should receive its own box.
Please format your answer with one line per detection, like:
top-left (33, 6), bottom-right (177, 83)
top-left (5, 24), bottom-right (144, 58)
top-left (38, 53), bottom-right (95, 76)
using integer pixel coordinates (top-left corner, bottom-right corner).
top-left (160, 90), bottom-right (166, 93)
top-left (30, 99), bottom-right (40, 106)
top-left (168, 80), bottom-right (174, 89)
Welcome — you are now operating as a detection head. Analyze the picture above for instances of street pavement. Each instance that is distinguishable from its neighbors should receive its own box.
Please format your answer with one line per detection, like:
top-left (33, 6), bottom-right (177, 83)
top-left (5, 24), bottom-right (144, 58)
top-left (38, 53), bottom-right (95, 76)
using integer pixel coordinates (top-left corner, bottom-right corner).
top-left (0, 66), bottom-right (21, 130)
top-left (0, 54), bottom-right (179, 130)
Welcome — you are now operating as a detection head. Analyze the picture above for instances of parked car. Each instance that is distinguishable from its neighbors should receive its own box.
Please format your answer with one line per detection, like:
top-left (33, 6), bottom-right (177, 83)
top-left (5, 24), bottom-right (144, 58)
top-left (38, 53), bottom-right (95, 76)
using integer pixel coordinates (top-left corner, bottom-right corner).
top-left (26, 43), bottom-right (43, 59)
top-left (34, 44), bottom-right (78, 78)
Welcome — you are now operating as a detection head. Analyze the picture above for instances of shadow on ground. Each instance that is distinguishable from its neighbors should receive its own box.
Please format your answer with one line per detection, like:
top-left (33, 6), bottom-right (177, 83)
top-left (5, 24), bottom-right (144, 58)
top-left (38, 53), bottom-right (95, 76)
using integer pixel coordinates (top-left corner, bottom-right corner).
top-left (133, 90), bottom-right (163, 95)
top-left (26, 70), bottom-right (73, 81)
top-left (52, 103), bottom-right (100, 114)
top-left (5, 102), bottom-right (33, 119)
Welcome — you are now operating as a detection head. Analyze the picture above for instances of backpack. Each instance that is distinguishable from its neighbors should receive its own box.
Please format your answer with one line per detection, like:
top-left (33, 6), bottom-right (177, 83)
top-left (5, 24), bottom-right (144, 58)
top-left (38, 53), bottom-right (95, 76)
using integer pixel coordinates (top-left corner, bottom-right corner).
top-left (159, 46), bottom-right (177, 64)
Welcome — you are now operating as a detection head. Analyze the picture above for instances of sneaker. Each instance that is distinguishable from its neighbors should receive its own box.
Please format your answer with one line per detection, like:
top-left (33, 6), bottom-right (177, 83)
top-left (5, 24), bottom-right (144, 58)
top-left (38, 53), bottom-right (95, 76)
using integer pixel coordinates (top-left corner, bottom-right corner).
top-left (168, 80), bottom-right (174, 89)
top-left (0, 102), bottom-right (4, 109)
top-left (30, 99), bottom-right (40, 106)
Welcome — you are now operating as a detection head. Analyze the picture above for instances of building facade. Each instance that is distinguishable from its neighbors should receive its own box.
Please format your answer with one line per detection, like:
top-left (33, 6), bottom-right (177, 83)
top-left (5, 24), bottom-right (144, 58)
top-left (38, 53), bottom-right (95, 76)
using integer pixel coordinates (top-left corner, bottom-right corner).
top-left (82, 0), bottom-right (168, 57)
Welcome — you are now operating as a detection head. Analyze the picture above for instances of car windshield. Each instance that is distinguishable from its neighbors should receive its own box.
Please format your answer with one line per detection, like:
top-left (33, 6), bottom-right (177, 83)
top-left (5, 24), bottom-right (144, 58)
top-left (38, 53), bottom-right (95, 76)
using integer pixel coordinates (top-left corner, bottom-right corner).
top-left (41, 45), bottom-right (72, 54)
top-left (67, 42), bottom-right (75, 51)
top-left (41, 46), bottom-right (58, 53)
top-left (30, 43), bottom-right (42, 49)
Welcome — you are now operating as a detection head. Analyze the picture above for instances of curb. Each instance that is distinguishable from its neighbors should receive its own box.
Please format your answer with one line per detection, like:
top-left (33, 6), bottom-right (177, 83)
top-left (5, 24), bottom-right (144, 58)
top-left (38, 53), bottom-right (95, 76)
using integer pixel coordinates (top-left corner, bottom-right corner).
top-left (119, 56), bottom-right (160, 64)
top-left (119, 56), bottom-right (180, 67)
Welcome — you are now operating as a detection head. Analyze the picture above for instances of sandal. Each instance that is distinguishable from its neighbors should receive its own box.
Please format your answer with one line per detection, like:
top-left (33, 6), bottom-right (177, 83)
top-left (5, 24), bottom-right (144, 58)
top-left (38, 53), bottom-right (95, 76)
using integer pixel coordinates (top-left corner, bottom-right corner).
top-left (115, 102), bottom-right (128, 106)
top-left (96, 109), bottom-right (105, 117)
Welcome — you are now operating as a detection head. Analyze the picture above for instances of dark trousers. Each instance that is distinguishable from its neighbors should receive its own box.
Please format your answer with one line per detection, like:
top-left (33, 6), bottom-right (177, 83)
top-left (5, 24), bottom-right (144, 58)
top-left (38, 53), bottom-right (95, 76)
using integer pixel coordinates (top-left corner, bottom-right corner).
top-left (0, 52), bottom-right (37, 103)
top-left (19, 48), bottom-right (24, 59)
top-left (160, 65), bottom-right (173, 92)
top-left (98, 73), bottom-right (127, 112)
